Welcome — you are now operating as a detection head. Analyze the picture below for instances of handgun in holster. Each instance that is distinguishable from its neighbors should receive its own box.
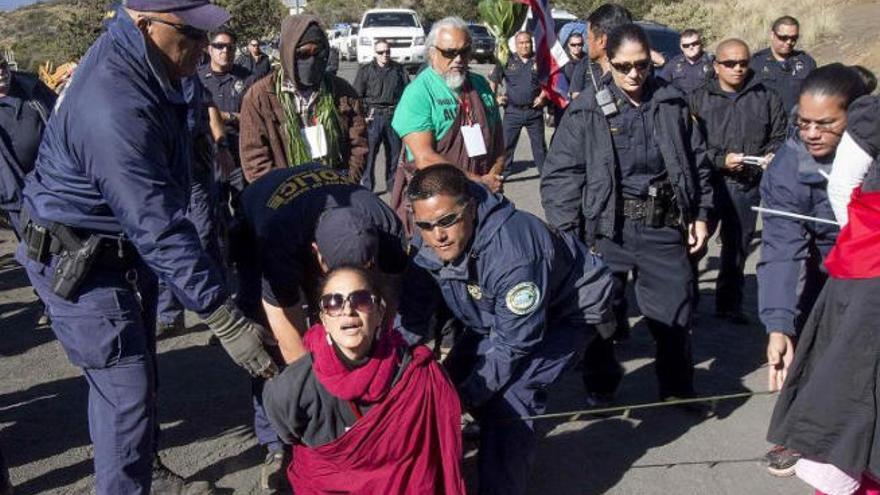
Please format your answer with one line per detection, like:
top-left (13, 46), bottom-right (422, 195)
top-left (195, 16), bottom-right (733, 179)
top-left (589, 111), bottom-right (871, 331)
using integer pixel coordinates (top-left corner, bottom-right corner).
top-left (51, 235), bottom-right (101, 300)
top-left (645, 181), bottom-right (676, 228)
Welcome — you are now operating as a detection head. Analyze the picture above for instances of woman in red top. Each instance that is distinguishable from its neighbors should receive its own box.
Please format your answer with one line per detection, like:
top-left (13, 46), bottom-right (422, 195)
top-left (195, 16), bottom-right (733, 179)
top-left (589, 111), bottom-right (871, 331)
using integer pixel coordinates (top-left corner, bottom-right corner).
top-left (262, 266), bottom-right (465, 494)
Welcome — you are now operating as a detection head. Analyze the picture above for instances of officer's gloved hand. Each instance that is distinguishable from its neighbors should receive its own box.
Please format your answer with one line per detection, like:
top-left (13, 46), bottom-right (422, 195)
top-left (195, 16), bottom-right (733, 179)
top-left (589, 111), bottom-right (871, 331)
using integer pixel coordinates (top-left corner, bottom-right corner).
top-left (204, 299), bottom-right (279, 378)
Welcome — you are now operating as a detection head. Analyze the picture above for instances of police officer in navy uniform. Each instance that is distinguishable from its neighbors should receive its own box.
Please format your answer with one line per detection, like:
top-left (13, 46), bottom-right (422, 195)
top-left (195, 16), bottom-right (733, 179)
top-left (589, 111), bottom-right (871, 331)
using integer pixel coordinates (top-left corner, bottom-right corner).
top-left (236, 163), bottom-right (408, 490)
top-left (0, 55), bottom-right (55, 238)
top-left (658, 28), bottom-right (714, 94)
top-left (568, 3), bottom-right (633, 100)
top-left (199, 28), bottom-right (254, 192)
top-left (689, 39), bottom-right (787, 324)
top-left (401, 164), bottom-right (613, 495)
top-left (15, 2), bottom-right (277, 492)
top-left (750, 15), bottom-right (817, 114)
top-left (542, 24), bottom-right (713, 406)
top-left (489, 32), bottom-right (547, 174)
top-left (237, 38), bottom-right (272, 80)
top-left (353, 39), bottom-right (409, 193)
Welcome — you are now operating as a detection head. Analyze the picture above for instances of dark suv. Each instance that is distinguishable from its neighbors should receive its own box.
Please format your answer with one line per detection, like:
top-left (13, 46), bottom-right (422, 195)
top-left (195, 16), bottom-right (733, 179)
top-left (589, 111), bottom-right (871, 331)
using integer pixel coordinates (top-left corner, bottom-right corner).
top-left (468, 24), bottom-right (496, 64)
top-left (637, 21), bottom-right (682, 61)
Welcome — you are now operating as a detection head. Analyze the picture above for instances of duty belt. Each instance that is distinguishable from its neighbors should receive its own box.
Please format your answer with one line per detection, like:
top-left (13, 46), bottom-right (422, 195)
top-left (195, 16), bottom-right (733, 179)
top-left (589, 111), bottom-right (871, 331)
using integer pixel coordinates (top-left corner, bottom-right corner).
top-left (21, 210), bottom-right (138, 270)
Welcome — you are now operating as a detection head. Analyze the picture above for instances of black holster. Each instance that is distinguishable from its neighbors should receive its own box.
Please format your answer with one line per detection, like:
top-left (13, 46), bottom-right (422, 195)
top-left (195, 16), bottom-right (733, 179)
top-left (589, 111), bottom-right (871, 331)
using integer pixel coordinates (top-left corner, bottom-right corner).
top-left (645, 181), bottom-right (680, 228)
top-left (51, 235), bottom-right (101, 300)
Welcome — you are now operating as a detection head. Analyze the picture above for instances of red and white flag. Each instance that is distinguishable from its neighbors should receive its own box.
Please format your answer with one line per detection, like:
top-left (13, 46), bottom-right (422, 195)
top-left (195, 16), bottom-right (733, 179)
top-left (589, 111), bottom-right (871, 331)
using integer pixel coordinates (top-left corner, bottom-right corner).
top-left (516, 0), bottom-right (570, 108)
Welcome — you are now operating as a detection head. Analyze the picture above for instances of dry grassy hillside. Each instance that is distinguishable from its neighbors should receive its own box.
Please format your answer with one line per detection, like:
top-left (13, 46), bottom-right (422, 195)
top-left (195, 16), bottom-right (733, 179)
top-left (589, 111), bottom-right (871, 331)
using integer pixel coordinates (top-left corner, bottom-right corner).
top-left (0, 0), bottom-right (78, 70)
top-left (810, 0), bottom-right (880, 74)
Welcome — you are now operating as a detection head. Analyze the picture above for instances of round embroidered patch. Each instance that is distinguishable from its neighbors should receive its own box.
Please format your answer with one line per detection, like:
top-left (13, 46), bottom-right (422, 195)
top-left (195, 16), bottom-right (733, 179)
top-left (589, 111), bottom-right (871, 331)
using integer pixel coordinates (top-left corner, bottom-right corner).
top-left (505, 282), bottom-right (541, 315)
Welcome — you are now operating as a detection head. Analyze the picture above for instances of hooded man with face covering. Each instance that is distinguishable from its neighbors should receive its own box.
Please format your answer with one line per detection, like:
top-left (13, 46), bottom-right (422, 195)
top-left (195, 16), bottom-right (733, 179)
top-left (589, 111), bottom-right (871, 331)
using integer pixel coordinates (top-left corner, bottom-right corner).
top-left (239, 15), bottom-right (368, 183)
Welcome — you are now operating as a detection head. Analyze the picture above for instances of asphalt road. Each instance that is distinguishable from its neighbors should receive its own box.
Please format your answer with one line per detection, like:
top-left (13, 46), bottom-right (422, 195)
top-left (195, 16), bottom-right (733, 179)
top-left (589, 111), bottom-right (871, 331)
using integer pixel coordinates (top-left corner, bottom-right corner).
top-left (0, 62), bottom-right (809, 494)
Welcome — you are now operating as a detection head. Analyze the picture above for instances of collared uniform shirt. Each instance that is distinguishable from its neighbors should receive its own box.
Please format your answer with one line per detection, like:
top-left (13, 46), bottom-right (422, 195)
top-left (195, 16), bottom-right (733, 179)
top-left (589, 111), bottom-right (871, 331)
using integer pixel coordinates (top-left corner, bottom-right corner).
top-left (750, 48), bottom-right (816, 113)
top-left (658, 53), bottom-right (714, 94)
top-left (607, 82), bottom-right (666, 198)
top-left (489, 56), bottom-right (541, 107)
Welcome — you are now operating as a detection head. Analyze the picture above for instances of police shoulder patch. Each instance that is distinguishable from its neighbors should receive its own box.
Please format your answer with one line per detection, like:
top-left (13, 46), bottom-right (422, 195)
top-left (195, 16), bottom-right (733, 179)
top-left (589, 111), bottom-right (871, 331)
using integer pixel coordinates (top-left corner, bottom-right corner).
top-left (505, 282), bottom-right (541, 315)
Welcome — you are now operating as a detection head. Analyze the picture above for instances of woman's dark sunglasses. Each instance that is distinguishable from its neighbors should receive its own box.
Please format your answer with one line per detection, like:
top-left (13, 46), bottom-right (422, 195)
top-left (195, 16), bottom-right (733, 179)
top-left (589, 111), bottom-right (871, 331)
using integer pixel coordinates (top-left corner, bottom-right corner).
top-left (414, 208), bottom-right (467, 231)
top-left (146, 17), bottom-right (207, 41)
top-left (434, 45), bottom-right (471, 60)
top-left (610, 59), bottom-right (651, 74)
top-left (319, 290), bottom-right (379, 317)
top-left (716, 59), bottom-right (749, 69)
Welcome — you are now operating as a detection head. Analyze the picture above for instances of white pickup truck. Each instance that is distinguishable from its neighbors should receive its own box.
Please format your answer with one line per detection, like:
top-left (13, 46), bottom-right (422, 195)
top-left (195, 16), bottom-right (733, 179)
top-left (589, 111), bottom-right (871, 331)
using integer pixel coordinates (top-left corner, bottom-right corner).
top-left (356, 9), bottom-right (426, 71)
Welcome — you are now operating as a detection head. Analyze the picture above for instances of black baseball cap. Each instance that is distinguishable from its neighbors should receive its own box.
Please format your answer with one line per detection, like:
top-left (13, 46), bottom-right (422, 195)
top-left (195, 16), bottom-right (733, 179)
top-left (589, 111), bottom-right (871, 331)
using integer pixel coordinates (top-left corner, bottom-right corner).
top-left (125, 0), bottom-right (229, 31)
top-left (314, 208), bottom-right (380, 269)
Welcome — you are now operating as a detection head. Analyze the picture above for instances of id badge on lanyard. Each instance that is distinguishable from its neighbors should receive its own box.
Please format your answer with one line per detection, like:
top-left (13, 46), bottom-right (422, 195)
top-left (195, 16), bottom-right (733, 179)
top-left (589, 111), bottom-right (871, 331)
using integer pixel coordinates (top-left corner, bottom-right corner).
top-left (302, 115), bottom-right (328, 159)
top-left (459, 89), bottom-right (486, 158)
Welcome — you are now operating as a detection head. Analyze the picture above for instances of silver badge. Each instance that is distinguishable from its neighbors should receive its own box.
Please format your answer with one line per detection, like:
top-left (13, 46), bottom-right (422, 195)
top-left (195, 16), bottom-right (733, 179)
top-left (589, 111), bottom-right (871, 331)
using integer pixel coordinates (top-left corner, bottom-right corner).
top-left (505, 282), bottom-right (541, 315)
top-left (467, 283), bottom-right (483, 300)
top-left (234, 80), bottom-right (245, 95)
top-left (794, 60), bottom-right (804, 73)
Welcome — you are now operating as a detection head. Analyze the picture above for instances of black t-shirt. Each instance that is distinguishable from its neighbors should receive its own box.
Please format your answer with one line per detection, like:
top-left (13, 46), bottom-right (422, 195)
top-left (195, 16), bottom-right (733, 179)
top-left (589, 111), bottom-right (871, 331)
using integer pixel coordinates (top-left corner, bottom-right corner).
top-left (239, 165), bottom-right (407, 308)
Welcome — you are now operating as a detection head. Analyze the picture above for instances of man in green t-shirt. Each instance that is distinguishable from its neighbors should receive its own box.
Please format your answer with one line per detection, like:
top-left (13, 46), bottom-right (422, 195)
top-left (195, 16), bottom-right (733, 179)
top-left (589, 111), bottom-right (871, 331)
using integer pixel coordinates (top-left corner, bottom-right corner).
top-left (391, 16), bottom-right (505, 202)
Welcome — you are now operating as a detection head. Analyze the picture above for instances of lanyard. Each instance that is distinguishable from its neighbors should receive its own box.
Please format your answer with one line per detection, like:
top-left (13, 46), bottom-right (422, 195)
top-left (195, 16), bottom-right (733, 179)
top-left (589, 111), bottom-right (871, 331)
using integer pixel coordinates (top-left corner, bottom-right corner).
top-left (457, 81), bottom-right (474, 126)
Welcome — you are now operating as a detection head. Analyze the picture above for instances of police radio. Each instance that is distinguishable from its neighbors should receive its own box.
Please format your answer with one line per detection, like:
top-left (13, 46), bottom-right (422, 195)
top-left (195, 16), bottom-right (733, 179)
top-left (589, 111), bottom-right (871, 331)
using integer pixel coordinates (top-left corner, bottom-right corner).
top-left (595, 88), bottom-right (618, 117)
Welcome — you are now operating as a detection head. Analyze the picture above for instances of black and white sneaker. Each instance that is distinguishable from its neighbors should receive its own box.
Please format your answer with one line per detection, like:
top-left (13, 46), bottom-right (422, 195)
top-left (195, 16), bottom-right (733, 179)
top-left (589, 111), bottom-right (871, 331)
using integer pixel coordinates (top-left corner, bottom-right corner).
top-left (764, 445), bottom-right (801, 477)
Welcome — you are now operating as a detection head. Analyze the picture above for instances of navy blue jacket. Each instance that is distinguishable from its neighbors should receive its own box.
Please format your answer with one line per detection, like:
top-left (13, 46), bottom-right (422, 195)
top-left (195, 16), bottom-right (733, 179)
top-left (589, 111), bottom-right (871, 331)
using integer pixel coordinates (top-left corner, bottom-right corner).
top-left (407, 186), bottom-right (613, 408)
top-left (542, 77), bottom-right (713, 243)
top-left (750, 48), bottom-right (816, 113)
top-left (22, 8), bottom-right (226, 315)
top-left (757, 135), bottom-right (838, 336)
top-left (689, 74), bottom-right (787, 171)
top-left (0, 72), bottom-right (56, 214)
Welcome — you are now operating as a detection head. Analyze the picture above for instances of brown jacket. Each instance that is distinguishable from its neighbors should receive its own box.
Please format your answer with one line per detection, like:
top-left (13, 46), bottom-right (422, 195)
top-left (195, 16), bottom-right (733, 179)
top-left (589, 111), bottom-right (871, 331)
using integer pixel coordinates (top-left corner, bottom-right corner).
top-left (238, 15), bottom-right (368, 183)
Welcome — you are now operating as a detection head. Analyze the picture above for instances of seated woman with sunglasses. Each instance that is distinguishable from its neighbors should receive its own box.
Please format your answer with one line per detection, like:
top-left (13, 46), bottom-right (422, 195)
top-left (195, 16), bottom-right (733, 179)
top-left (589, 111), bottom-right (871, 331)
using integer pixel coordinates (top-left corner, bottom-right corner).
top-left (261, 266), bottom-right (466, 494)
top-left (542, 23), bottom-right (713, 406)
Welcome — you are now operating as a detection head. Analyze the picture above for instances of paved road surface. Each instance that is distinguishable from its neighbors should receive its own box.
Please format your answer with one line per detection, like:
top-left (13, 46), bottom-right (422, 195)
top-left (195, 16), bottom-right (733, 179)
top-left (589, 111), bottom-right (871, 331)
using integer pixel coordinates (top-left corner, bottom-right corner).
top-left (0, 62), bottom-right (809, 494)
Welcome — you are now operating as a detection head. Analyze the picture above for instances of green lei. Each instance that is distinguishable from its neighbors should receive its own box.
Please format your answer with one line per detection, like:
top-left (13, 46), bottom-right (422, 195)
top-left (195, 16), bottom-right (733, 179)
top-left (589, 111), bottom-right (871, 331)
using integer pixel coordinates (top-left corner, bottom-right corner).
top-left (275, 70), bottom-right (344, 168)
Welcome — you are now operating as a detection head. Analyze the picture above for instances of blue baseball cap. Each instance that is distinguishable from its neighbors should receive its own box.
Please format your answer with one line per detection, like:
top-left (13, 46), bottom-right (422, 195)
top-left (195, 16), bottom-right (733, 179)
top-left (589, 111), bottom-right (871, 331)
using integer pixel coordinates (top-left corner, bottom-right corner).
top-left (125, 0), bottom-right (230, 31)
top-left (314, 208), bottom-right (380, 269)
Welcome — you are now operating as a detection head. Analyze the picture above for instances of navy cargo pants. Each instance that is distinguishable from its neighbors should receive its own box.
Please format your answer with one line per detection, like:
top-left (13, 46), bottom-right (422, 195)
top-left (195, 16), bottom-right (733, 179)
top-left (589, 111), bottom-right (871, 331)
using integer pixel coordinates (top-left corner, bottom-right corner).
top-left (17, 243), bottom-right (159, 494)
top-left (361, 110), bottom-right (401, 193)
top-left (502, 106), bottom-right (546, 175)
top-left (444, 322), bottom-right (590, 495)
top-left (582, 219), bottom-right (696, 399)
top-left (714, 177), bottom-right (761, 315)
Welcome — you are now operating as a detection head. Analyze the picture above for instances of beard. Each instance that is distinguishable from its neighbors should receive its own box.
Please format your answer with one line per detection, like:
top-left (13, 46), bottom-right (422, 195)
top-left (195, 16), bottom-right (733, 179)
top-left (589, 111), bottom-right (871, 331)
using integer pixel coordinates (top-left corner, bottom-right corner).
top-left (443, 70), bottom-right (466, 90)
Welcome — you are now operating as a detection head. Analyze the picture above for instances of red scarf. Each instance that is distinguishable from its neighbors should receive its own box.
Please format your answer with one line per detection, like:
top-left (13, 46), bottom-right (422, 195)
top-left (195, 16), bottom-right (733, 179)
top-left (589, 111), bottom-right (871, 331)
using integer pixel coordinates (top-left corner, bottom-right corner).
top-left (292, 324), bottom-right (466, 495)
top-left (304, 322), bottom-right (403, 404)
top-left (825, 186), bottom-right (880, 279)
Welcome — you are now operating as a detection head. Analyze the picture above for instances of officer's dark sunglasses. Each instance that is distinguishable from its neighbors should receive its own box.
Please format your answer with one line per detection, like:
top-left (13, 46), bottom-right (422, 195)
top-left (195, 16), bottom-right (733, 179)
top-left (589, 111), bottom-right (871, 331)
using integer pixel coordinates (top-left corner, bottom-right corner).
top-left (610, 59), bottom-right (651, 74)
top-left (568, 42), bottom-right (583, 48)
top-left (210, 42), bottom-right (235, 51)
top-left (774, 33), bottom-right (799, 43)
top-left (681, 40), bottom-right (701, 49)
top-left (145, 17), bottom-right (207, 41)
top-left (434, 45), bottom-right (472, 60)
top-left (375, 50), bottom-right (391, 55)
top-left (716, 59), bottom-right (749, 69)
top-left (414, 207), bottom-right (468, 232)
top-left (319, 290), bottom-right (379, 317)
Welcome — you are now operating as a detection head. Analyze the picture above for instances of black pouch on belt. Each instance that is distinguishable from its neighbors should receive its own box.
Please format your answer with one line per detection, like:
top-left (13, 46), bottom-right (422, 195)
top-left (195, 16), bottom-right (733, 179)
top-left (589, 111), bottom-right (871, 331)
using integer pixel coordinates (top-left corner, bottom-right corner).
top-left (645, 181), bottom-right (675, 228)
